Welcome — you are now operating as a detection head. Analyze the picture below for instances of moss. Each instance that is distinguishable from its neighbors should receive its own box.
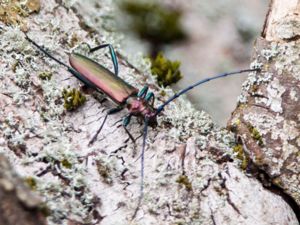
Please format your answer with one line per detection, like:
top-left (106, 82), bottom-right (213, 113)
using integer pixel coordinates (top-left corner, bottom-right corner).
top-left (96, 160), bottom-right (112, 185)
top-left (68, 33), bottom-right (80, 48)
top-left (272, 177), bottom-right (284, 188)
top-left (120, 1), bottom-right (186, 45)
top-left (248, 125), bottom-right (263, 146)
top-left (0, 0), bottom-right (40, 31)
top-left (159, 90), bottom-right (166, 97)
top-left (151, 52), bottom-right (183, 87)
top-left (251, 84), bottom-right (259, 93)
top-left (232, 144), bottom-right (248, 170)
top-left (39, 203), bottom-right (51, 217)
top-left (61, 158), bottom-right (72, 169)
top-left (11, 60), bottom-right (21, 72)
top-left (38, 71), bottom-right (52, 80)
top-left (62, 88), bottom-right (86, 111)
top-left (175, 222), bottom-right (184, 225)
top-left (24, 176), bottom-right (37, 190)
top-left (176, 175), bottom-right (192, 191)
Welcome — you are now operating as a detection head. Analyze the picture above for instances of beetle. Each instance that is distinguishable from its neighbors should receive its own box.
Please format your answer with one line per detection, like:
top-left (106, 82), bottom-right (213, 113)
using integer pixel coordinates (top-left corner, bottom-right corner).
top-left (25, 34), bottom-right (258, 218)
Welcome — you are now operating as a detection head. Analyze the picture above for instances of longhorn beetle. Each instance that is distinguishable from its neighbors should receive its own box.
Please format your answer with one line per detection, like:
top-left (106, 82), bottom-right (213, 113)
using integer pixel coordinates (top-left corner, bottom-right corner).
top-left (25, 34), bottom-right (258, 218)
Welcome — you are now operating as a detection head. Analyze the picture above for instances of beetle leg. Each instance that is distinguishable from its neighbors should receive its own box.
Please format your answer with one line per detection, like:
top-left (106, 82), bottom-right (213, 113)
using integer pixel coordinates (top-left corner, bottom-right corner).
top-left (145, 92), bottom-right (155, 106)
top-left (122, 115), bottom-right (136, 143)
top-left (88, 107), bottom-right (123, 146)
top-left (89, 44), bottom-right (119, 76)
top-left (137, 86), bottom-right (149, 98)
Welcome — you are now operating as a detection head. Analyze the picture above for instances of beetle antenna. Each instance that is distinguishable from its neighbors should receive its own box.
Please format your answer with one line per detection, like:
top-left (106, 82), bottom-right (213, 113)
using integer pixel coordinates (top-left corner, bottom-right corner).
top-left (25, 34), bottom-right (70, 69)
top-left (132, 118), bottom-right (149, 219)
top-left (155, 68), bottom-right (259, 115)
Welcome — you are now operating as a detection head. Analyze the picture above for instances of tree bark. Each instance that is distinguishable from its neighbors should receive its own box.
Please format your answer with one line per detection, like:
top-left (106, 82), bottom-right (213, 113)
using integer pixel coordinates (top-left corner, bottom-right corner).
top-left (0, 0), bottom-right (299, 225)
top-left (229, 0), bottom-right (300, 211)
top-left (0, 154), bottom-right (47, 225)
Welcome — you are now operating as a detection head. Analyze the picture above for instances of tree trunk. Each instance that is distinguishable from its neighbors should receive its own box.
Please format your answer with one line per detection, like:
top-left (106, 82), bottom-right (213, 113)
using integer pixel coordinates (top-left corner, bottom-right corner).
top-left (0, 0), bottom-right (299, 225)
top-left (229, 0), bottom-right (300, 212)
top-left (0, 155), bottom-right (47, 225)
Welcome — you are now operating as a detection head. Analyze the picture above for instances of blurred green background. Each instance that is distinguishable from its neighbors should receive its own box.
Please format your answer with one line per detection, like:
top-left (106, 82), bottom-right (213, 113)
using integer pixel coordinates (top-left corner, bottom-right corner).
top-left (78, 0), bottom-right (269, 126)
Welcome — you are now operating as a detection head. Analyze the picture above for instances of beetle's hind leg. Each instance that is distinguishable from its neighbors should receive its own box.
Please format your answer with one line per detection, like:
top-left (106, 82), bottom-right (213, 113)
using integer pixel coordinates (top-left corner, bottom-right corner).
top-left (88, 107), bottom-right (123, 146)
top-left (88, 43), bottom-right (119, 76)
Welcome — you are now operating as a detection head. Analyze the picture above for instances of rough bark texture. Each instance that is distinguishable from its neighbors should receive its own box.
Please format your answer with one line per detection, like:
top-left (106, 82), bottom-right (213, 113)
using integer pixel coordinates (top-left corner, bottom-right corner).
top-left (229, 0), bottom-right (300, 209)
top-left (0, 154), bottom-right (47, 225)
top-left (0, 0), bottom-right (299, 225)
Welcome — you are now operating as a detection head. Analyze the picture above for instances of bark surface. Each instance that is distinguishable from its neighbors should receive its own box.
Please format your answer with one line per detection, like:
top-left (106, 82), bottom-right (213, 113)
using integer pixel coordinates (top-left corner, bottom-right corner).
top-left (229, 0), bottom-right (300, 209)
top-left (0, 154), bottom-right (47, 225)
top-left (0, 0), bottom-right (299, 225)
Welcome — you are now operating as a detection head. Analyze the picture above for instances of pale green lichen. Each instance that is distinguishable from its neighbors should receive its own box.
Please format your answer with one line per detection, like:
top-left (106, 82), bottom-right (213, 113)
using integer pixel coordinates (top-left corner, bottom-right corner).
top-left (275, 18), bottom-right (300, 40)
top-left (275, 41), bottom-right (300, 80)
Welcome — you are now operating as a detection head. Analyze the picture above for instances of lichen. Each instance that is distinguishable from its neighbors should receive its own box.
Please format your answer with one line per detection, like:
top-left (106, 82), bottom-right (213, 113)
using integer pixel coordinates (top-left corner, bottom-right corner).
top-left (150, 52), bottom-right (182, 87)
top-left (62, 88), bottom-right (87, 111)
top-left (261, 44), bottom-right (278, 61)
top-left (0, 0), bottom-right (40, 31)
top-left (176, 175), bottom-right (192, 191)
top-left (266, 78), bottom-right (285, 113)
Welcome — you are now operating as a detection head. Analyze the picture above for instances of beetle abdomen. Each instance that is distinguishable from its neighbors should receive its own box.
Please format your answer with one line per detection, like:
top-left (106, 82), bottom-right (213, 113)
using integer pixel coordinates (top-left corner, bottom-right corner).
top-left (69, 53), bottom-right (138, 104)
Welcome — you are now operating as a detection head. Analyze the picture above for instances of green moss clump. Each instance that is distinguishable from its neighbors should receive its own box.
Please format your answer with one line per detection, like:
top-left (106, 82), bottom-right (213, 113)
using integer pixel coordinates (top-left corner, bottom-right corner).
top-left (159, 90), bottom-right (166, 96)
top-left (38, 71), bottom-right (52, 80)
top-left (151, 52), bottom-right (182, 87)
top-left (24, 176), bottom-right (37, 190)
top-left (68, 33), bottom-right (80, 48)
top-left (176, 175), bottom-right (192, 191)
top-left (232, 144), bottom-right (248, 170)
top-left (62, 88), bottom-right (86, 111)
top-left (120, 1), bottom-right (186, 45)
top-left (248, 125), bottom-right (263, 146)
top-left (61, 158), bottom-right (72, 169)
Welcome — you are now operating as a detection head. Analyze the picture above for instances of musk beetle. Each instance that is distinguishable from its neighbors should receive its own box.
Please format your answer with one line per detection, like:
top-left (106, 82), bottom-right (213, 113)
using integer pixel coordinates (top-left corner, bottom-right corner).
top-left (25, 34), bottom-right (258, 217)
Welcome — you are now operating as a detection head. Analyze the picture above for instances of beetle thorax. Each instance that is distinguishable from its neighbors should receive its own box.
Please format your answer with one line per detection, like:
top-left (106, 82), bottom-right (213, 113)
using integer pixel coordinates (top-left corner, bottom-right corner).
top-left (126, 97), bottom-right (156, 119)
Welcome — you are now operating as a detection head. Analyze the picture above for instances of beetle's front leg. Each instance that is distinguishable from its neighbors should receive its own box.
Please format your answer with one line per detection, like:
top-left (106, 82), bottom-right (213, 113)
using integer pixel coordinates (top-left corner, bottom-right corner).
top-left (122, 114), bottom-right (136, 144)
top-left (145, 91), bottom-right (155, 106)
